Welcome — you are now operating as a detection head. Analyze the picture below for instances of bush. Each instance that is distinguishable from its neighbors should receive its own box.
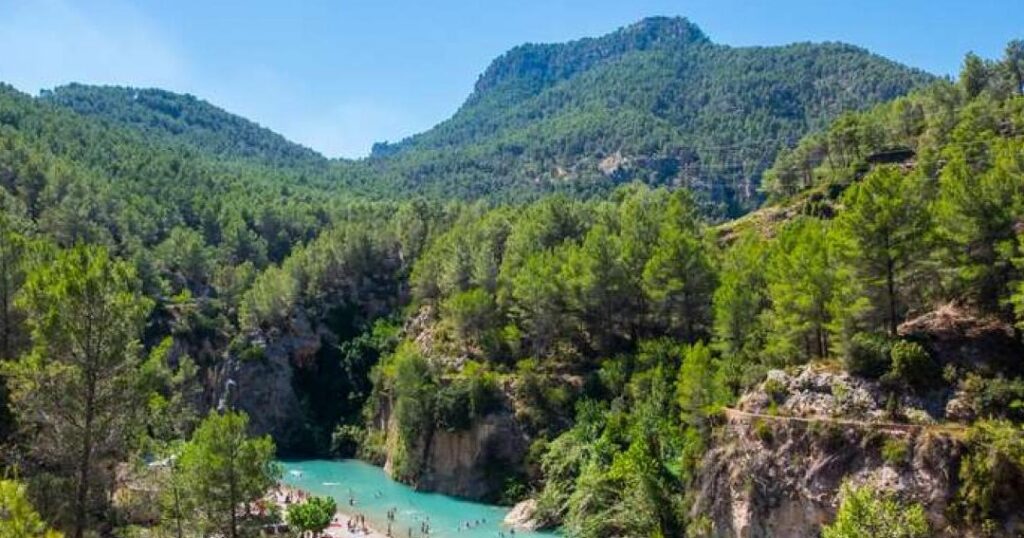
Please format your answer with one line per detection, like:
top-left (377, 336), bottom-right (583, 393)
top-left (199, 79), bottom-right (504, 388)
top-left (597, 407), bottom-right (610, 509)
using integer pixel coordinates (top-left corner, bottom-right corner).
top-left (887, 340), bottom-right (935, 388)
top-left (286, 496), bottom-right (337, 537)
top-left (844, 332), bottom-right (891, 378)
top-left (763, 376), bottom-right (788, 403)
top-left (881, 436), bottom-right (910, 467)
top-left (822, 482), bottom-right (929, 537)
top-left (330, 424), bottom-right (364, 457)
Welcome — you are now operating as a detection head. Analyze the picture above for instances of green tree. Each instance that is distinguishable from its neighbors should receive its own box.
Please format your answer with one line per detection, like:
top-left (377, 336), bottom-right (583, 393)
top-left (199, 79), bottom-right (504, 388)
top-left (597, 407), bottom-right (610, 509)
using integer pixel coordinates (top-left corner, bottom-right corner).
top-left (0, 215), bottom-right (29, 361)
top-left (936, 139), bottom-right (1024, 314)
top-left (0, 478), bottom-right (63, 538)
top-left (643, 194), bottom-right (715, 342)
top-left (764, 218), bottom-right (838, 361)
top-left (712, 231), bottom-right (768, 359)
top-left (3, 245), bottom-right (152, 538)
top-left (961, 52), bottom-right (991, 99)
top-left (1005, 40), bottom-right (1024, 95)
top-left (822, 482), bottom-right (929, 538)
top-left (563, 224), bottom-right (630, 353)
top-left (834, 166), bottom-right (931, 336)
top-left (676, 342), bottom-right (726, 425)
top-left (155, 226), bottom-right (212, 290)
top-left (286, 496), bottom-right (337, 537)
top-left (177, 411), bottom-right (280, 538)
top-left (441, 287), bottom-right (498, 350)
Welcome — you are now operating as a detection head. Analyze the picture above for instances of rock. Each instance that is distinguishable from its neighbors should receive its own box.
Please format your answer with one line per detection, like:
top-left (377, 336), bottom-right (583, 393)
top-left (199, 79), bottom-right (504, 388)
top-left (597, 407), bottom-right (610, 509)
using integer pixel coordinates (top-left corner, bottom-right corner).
top-left (212, 312), bottom-right (328, 451)
top-left (382, 406), bottom-right (530, 501)
top-left (694, 363), bottom-right (972, 536)
top-left (899, 303), bottom-right (1024, 377)
top-left (944, 395), bottom-right (977, 422)
top-left (504, 499), bottom-right (542, 531)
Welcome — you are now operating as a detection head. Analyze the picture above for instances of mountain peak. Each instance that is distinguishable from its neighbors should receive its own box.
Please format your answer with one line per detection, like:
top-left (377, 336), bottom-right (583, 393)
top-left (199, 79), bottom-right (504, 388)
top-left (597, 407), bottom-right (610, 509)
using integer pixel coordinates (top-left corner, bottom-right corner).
top-left (470, 17), bottom-right (710, 97)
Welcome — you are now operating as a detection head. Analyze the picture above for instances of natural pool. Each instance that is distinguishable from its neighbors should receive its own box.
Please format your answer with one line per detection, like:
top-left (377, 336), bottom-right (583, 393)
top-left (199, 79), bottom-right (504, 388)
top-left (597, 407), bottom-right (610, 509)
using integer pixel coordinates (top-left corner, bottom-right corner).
top-left (279, 459), bottom-right (558, 538)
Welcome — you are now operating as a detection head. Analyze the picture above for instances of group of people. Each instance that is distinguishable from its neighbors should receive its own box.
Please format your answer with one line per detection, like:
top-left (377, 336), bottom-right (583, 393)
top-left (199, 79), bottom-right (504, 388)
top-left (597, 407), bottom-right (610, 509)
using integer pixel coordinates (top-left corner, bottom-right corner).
top-left (343, 512), bottom-right (372, 535)
top-left (457, 518), bottom-right (487, 531)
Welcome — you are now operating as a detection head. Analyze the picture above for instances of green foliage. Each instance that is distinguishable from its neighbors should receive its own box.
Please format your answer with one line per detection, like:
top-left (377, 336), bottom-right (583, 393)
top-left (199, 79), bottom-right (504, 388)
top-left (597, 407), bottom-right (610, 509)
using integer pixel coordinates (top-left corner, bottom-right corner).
top-left (0, 478), bottom-right (63, 538)
top-left (3, 245), bottom-right (151, 536)
top-left (843, 332), bottom-right (892, 378)
top-left (833, 166), bottom-right (932, 336)
top-left (822, 482), bottom-right (929, 538)
top-left (886, 340), bottom-right (935, 389)
top-left (881, 437), bottom-right (911, 467)
top-left (712, 231), bottom-right (767, 361)
top-left (955, 420), bottom-right (1024, 526)
top-left (286, 496), bottom-right (337, 537)
top-left (175, 411), bottom-right (280, 538)
top-left (763, 218), bottom-right (837, 362)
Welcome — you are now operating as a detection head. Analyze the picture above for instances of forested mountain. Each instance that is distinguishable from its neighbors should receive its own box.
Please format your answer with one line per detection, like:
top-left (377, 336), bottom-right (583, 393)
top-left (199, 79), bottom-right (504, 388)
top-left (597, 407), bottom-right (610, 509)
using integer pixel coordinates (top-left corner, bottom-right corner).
top-left (1, 16), bottom-right (1023, 538)
top-left (370, 17), bottom-right (935, 215)
top-left (40, 83), bottom-right (326, 168)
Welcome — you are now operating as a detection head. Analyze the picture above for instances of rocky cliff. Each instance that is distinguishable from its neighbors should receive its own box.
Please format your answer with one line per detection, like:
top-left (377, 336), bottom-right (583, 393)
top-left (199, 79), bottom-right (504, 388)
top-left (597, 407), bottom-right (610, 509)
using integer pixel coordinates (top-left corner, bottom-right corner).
top-left (378, 396), bottom-right (530, 501)
top-left (211, 313), bottom-right (329, 451)
top-left (693, 365), bottom-right (970, 537)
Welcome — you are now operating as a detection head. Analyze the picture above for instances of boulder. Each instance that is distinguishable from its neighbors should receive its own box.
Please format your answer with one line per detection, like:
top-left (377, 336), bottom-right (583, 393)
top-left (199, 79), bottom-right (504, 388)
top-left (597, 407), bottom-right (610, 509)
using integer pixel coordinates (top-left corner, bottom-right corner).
top-left (504, 499), bottom-right (543, 531)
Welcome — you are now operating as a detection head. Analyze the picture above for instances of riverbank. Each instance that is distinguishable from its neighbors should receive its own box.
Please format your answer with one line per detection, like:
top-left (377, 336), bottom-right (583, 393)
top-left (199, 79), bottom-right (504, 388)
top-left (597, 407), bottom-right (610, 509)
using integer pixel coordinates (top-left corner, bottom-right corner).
top-left (274, 484), bottom-right (388, 538)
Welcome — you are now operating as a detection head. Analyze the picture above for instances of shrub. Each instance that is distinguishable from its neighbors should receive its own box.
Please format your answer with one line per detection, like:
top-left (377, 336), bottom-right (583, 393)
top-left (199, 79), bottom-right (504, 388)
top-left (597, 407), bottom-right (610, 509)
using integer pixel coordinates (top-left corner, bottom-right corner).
top-left (286, 496), bottom-right (337, 537)
top-left (822, 482), bottom-right (929, 537)
top-left (844, 332), bottom-right (891, 378)
top-left (955, 420), bottom-right (1024, 526)
top-left (330, 424), bottom-right (364, 457)
top-left (881, 436), bottom-right (910, 467)
top-left (763, 376), bottom-right (788, 403)
top-left (887, 340), bottom-right (935, 388)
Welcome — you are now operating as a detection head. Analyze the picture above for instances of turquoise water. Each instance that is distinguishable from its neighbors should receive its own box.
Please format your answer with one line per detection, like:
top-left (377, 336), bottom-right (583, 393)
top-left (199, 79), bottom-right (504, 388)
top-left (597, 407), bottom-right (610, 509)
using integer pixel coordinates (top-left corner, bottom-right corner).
top-left (279, 459), bottom-right (558, 538)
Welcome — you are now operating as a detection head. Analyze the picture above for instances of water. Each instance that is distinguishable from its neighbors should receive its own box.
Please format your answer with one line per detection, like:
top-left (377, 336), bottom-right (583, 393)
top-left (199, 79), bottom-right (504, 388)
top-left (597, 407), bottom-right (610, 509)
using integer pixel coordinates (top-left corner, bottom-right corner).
top-left (279, 459), bottom-right (558, 538)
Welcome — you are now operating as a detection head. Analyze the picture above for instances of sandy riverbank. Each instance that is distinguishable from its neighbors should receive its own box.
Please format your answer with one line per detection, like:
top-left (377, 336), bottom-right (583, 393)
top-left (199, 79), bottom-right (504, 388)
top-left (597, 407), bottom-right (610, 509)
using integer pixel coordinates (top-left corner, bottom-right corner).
top-left (273, 484), bottom-right (389, 538)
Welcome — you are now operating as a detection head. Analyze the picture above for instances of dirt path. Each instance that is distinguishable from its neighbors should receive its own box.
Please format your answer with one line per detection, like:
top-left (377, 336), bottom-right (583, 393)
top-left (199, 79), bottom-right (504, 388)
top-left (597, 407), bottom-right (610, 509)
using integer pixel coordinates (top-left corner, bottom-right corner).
top-left (721, 407), bottom-right (966, 435)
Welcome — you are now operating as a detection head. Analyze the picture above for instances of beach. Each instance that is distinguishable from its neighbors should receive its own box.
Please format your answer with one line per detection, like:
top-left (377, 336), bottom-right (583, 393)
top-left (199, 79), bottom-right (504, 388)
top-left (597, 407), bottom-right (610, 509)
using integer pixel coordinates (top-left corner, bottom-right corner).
top-left (273, 484), bottom-right (389, 538)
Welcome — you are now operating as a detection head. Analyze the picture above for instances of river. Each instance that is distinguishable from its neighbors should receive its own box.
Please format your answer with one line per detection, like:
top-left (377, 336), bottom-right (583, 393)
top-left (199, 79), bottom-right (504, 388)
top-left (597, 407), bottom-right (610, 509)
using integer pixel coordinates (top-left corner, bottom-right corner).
top-left (279, 459), bottom-right (559, 538)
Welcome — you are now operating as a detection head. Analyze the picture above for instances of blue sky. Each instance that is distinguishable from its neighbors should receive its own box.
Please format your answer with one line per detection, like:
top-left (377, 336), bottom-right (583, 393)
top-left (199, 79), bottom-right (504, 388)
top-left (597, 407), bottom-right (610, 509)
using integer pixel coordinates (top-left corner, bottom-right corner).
top-left (1, 0), bottom-right (1020, 158)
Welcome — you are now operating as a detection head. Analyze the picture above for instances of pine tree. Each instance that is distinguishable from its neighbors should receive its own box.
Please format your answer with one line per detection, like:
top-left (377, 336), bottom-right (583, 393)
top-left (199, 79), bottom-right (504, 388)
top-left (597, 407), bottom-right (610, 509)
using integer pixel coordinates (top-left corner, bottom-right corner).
top-left (177, 411), bottom-right (279, 538)
top-left (834, 166), bottom-right (932, 335)
top-left (3, 245), bottom-right (152, 538)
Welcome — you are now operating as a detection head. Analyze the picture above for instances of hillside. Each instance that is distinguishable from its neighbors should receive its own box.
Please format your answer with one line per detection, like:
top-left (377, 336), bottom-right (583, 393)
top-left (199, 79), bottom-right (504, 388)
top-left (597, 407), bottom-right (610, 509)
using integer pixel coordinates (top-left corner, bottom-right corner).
top-left (40, 83), bottom-right (326, 168)
top-left (371, 17), bottom-right (936, 215)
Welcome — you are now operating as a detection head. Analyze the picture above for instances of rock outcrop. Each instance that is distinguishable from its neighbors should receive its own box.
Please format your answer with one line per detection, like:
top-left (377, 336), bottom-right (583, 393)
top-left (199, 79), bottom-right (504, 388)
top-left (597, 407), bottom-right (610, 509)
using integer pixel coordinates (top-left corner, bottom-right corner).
top-left (380, 402), bottom-right (530, 501)
top-left (212, 313), bottom-right (328, 450)
top-left (693, 365), bottom-right (967, 537)
top-left (504, 499), bottom-right (543, 531)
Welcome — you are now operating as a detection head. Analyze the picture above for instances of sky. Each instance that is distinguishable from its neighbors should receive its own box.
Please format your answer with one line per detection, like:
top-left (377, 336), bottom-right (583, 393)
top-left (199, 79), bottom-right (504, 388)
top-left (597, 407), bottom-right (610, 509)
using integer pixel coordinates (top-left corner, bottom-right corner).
top-left (1, 1), bottom-right (1021, 158)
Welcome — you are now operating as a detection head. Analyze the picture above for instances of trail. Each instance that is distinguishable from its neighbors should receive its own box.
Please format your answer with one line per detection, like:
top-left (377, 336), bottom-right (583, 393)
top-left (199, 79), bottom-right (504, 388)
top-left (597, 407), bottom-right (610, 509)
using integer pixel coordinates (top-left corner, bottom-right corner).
top-left (721, 407), bottom-right (966, 435)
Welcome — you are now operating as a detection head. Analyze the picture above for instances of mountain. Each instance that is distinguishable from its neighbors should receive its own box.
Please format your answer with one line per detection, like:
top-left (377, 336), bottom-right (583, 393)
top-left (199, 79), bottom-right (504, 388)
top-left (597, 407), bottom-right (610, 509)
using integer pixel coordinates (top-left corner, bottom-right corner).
top-left (40, 83), bottom-right (326, 168)
top-left (371, 17), bottom-right (936, 215)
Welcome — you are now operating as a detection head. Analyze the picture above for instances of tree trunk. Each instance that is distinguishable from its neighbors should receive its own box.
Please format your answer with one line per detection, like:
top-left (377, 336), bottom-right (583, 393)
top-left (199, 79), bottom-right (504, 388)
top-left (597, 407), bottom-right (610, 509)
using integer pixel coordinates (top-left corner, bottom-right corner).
top-left (74, 379), bottom-right (96, 538)
top-left (887, 256), bottom-right (897, 337)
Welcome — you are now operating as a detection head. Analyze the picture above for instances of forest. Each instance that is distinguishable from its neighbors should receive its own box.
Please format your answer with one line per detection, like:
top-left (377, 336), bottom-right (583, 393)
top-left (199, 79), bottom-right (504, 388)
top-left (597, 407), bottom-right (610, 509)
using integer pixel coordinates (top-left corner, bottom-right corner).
top-left (0, 15), bottom-right (1022, 538)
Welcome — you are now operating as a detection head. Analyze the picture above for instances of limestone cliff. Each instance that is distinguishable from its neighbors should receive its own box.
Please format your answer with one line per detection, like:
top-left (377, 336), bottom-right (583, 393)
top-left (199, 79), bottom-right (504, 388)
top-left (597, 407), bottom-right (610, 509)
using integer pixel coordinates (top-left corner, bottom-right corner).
top-left (378, 395), bottom-right (530, 501)
top-left (690, 365), bottom-right (1019, 537)
top-left (211, 313), bottom-right (328, 451)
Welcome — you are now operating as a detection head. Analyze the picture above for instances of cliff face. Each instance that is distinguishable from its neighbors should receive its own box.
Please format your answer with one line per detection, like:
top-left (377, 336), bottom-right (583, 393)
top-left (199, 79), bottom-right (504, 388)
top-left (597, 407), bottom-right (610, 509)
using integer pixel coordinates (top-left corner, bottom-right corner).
top-left (211, 314), bottom-right (328, 451)
top-left (379, 399), bottom-right (530, 501)
top-left (693, 366), bottom-right (966, 537)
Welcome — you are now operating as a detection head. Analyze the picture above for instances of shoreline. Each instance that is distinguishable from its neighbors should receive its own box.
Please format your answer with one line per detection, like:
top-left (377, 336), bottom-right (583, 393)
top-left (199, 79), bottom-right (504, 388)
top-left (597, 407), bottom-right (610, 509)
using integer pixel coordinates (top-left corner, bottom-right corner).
top-left (273, 484), bottom-right (389, 538)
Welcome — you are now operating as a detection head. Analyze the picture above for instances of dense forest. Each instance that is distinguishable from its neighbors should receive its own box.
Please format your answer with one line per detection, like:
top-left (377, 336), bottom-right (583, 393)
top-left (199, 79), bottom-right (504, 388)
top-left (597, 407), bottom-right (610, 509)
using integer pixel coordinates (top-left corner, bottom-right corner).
top-left (370, 17), bottom-right (935, 215)
top-left (0, 15), bottom-right (1022, 538)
